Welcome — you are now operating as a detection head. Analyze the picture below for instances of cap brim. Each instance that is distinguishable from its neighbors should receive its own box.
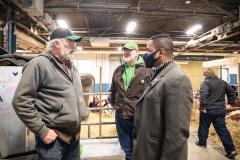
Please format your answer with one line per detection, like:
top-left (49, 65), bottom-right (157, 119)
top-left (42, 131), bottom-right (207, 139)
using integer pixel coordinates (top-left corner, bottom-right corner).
top-left (65, 35), bottom-right (82, 42)
top-left (122, 47), bottom-right (135, 50)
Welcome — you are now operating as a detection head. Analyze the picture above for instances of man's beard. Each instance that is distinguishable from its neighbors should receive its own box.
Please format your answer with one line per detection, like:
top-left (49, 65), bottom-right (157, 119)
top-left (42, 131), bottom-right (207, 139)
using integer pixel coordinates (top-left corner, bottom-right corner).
top-left (122, 52), bottom-right (137, 63)
top-left (60, 43), bottom-right (75, 61)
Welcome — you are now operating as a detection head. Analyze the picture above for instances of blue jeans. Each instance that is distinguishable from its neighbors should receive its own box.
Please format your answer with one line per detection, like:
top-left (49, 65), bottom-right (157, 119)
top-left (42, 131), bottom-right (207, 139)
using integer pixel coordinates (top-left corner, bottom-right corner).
top-left (35, 134), bottom-right (80, 160)
top-left (115, 112), bottom-right (134, 160)
top-left (197, 107), bottom-right (235, 154)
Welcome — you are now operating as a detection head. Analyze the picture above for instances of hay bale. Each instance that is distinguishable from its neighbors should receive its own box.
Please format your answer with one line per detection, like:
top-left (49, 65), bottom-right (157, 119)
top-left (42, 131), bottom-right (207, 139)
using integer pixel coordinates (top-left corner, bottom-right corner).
top-left (80, 112), bottom-right (117, 138)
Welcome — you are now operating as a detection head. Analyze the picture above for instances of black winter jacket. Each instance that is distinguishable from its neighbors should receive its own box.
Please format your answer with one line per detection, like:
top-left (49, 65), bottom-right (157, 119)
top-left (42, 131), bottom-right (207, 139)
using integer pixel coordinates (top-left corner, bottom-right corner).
top-left (199, 75), bottom-right (236, 110)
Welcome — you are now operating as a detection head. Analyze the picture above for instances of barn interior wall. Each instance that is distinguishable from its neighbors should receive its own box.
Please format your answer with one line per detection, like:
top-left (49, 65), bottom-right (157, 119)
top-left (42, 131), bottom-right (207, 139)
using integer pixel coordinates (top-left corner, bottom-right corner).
top-left (73, 53), bottom-right (111, 93)
top-left (73, 53), bottom-right (239, 94)
top-left (222, 64), bottom-right (238, 83)
top-left (180, 62), bottom-right (203, 91)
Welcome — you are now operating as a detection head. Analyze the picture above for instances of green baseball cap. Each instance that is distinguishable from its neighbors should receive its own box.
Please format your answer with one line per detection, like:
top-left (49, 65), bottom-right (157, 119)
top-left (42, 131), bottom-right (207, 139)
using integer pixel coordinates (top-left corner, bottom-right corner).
top-left (50, 28), bottom-right (82, 42)
top-left (123, 41), bottom-right (138, 50)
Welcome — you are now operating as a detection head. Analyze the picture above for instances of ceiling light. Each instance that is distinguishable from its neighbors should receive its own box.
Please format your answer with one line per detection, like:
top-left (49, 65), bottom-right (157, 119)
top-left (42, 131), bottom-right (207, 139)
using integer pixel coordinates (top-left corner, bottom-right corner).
top-left (118, 47), bottom-right (122, 51)
top-left (185, 1), bottom-right (191, 4)
top-left (126, 21), bottom-right (136, 33)
top-left (57, 20), bottom-right (69, 28)
top-left (233, 51), bottom-right (238, 54)
top-left (186, 24), bottom-right (202, 35)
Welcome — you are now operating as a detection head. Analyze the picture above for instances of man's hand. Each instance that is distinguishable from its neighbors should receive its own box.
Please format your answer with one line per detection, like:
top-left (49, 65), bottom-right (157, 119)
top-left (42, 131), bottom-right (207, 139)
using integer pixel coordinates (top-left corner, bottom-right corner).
top-left (226, 104), bottom-right (232, 109)
top-left (201, 109), bottom-right (207, 113)
top-left (42, 129), bottom-right (57, 144)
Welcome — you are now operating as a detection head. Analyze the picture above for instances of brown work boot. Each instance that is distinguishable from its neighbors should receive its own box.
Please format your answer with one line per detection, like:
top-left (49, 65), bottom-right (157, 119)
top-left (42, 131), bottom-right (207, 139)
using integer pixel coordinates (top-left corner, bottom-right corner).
top-left (225, 151), bottom-right (238, 159)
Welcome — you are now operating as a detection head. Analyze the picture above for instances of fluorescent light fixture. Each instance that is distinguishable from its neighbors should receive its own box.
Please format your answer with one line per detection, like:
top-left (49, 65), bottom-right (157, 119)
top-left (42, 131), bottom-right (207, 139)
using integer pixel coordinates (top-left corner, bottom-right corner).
top-left (126, 21), bottom-right (136, 33)
top-left (57, 20), bottom-right (69, 28)
top-left (233, 51), bottom-right (238, 54)
top-left (186, 24), bottom-right (202, 35)
top-left (118, 47), bottom-right (122, 51)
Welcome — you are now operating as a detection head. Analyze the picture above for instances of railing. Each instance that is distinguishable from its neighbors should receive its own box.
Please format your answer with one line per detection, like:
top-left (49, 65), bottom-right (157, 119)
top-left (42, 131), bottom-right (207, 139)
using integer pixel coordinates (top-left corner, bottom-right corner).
top-left (81, 92), bottom-right (116, 139)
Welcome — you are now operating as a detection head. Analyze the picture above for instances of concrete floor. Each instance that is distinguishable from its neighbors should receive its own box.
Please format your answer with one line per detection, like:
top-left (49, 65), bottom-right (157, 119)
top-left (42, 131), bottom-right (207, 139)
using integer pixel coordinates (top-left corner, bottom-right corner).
top-left (188, 133), bottom-right (240, 160)
top-left (80, 133), bottom-right (240, 160)
top-left (1, 133), bottom-right (239, 160)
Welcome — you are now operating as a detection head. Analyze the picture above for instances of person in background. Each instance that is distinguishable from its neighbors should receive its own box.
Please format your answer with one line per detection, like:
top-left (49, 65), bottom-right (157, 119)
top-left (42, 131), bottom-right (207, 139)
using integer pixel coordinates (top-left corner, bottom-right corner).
top-left (109, 41), bottom-right (152, 160)
top-left (12, 28), bottom-right (88, 160)
top-left (196, 68), bottom-right (238, 159)
top-left (132, 34), bottom-right (193, 160)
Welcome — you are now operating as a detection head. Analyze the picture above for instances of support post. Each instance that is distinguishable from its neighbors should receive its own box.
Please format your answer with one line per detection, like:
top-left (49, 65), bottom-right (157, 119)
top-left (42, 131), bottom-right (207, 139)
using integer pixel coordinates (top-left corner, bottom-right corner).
top-left (6, 2), bottom-right (16, 54)
top-left (0, 25), bottom-right (3, 48)
top-left (6, 21), bottom-right (16, 54)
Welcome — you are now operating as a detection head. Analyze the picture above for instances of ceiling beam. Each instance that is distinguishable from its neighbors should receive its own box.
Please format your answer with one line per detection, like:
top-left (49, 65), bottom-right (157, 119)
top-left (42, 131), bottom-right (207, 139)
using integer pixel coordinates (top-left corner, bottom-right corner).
top-left (203, 56), bottom-right (240, 68)
top-left (203, 0), bottom-right (238, 21)
top-left (44, 7), bottom-right (225, 16)
top-left (0, 0), bottom-right (7, 8)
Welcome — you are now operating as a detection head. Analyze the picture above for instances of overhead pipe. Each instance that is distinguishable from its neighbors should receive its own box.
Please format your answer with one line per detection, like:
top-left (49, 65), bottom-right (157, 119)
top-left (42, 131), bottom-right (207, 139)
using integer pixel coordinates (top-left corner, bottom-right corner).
top-left (182, 20), bottom-right (240, 53)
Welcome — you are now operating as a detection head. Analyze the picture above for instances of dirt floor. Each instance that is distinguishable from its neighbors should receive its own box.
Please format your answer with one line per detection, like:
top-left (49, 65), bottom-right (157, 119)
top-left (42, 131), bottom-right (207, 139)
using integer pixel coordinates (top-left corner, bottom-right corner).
top-left (81, 102), bottom-right (240, 154)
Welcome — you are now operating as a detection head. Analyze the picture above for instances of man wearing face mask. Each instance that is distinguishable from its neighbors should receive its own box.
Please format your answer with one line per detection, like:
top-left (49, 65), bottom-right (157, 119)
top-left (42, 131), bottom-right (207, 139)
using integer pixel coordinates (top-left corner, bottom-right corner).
top-left (12, 28), bottom-right (88, 160)
top-left (109, 41), bottom-right (152, 160)
top-left (132, 34), bottom-right (193, 160)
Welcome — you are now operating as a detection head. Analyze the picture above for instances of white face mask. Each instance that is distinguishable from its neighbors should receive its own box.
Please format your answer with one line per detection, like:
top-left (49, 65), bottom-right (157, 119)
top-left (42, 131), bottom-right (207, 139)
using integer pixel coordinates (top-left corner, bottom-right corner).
top-left (59, 41), bottom-right (75, 60)
top-left (122, 50), bottom-right (137, 63)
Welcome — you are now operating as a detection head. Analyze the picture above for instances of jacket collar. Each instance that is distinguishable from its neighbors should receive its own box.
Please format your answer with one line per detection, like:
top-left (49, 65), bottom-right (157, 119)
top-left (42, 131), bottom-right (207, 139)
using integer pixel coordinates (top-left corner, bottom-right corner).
top-left (138, 60), bottom-right (177, 102)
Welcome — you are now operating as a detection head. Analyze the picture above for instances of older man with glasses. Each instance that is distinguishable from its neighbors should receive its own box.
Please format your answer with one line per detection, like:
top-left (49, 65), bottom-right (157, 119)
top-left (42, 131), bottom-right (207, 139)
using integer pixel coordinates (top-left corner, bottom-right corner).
top-left (12, 28), bottom-right (88, 160)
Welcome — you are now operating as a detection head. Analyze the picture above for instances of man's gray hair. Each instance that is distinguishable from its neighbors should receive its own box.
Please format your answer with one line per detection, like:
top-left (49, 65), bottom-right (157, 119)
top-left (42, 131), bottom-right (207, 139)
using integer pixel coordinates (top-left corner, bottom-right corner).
top-left (46, 39), bottom-right (61, 51)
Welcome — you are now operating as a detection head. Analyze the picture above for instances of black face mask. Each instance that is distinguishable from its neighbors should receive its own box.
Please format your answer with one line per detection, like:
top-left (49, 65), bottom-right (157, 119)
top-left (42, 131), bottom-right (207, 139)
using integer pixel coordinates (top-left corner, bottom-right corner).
top-left (143, 50), bottom-right (160, 68)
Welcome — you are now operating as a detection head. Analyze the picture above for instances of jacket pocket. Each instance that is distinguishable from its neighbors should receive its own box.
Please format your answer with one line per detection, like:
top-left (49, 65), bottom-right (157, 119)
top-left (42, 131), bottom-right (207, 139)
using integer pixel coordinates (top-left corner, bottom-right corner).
top-left (50, 96), bottom-right (79, 131)
top-left (137, 73), bottom-right (151, 87)
top-left (146, 137), bottom-right (161, 159)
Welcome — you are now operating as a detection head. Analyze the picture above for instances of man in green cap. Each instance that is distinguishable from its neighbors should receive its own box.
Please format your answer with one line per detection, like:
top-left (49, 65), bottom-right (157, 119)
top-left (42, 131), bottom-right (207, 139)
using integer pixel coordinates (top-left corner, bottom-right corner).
top-left (109, 41), bottom-right (152, 160)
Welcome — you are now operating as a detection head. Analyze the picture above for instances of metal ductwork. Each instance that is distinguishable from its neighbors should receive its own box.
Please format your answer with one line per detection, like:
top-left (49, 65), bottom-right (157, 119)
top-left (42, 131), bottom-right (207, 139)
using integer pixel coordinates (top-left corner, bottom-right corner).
top-left (184, 21), bottom-right (240, 50)
top-left (22, 0), bottom-right (43, 17)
